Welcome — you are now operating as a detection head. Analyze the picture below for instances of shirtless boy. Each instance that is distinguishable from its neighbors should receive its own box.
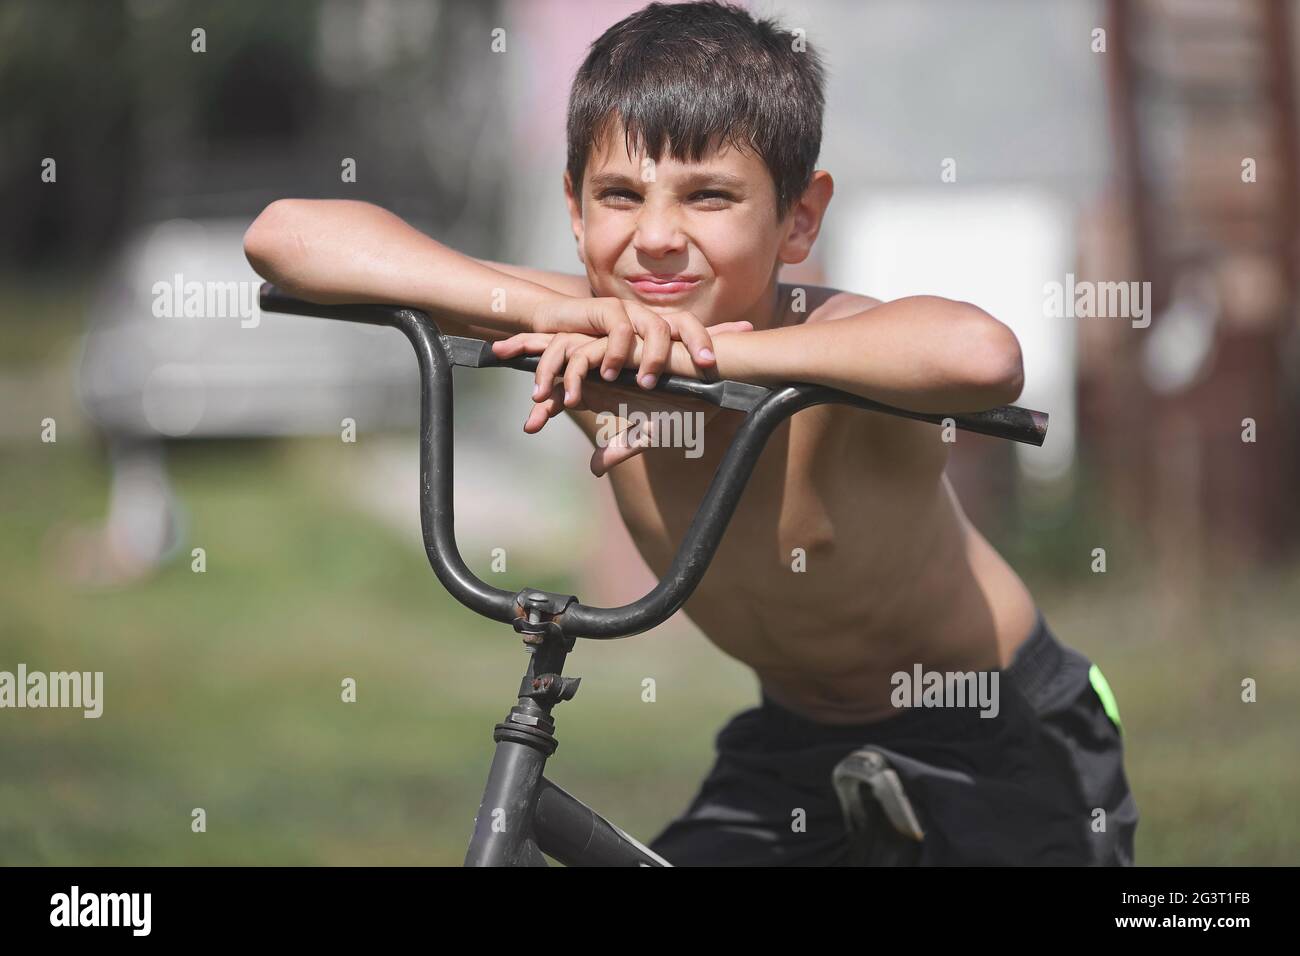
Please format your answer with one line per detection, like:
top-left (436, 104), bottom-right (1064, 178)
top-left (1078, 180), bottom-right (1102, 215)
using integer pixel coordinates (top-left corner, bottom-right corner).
top-left (244, 0), bottom-right (1137, 865)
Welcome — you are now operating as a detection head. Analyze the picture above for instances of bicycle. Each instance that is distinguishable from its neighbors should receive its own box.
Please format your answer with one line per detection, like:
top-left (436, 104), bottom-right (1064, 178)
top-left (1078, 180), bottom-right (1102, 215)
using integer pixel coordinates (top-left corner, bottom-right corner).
top-left (258, 282), bottom-right (1049, 866)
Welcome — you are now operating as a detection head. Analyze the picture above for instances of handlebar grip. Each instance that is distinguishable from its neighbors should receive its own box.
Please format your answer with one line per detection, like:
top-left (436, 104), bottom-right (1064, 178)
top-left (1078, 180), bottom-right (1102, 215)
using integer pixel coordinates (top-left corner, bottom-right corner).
top-left (257, 283), bottom-right (1050, 638)
top-left (257, 285), bottom-right (399, 327)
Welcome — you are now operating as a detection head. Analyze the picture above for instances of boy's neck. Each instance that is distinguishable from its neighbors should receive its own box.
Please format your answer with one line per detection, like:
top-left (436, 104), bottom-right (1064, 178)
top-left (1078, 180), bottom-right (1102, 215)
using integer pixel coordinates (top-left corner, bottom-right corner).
top-left (728, 276), bottom-right (785, 332)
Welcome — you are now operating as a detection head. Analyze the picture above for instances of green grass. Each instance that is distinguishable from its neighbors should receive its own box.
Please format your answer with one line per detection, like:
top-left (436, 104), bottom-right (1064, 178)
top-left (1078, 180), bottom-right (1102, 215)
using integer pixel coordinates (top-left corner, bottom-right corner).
top-left (0, 436), bottom-right (755, 864)
top-left (1050, 578), bottom-right (1300, 866)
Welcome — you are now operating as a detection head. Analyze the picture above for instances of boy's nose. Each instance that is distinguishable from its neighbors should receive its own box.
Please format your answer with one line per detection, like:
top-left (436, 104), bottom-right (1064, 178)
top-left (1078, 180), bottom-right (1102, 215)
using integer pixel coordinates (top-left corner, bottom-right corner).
top-left (632, 205), bottom-right (687, 257)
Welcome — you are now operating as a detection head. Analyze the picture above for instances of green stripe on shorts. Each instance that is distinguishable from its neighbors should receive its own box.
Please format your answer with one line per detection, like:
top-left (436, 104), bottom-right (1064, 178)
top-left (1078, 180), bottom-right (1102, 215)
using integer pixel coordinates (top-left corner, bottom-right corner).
top-left (1088, 663), bottom-right (1123, 734)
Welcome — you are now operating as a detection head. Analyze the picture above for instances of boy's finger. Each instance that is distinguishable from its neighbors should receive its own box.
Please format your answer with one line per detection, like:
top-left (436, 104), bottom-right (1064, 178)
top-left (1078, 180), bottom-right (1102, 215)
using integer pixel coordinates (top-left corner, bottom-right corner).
top-left (668, 313), bottom-right (716, 366)
top-left (573, 335), bottom-right (608, 367)
top-left (590, 419), bottom-right (655, 477)
top-left (591, 297), bottom-right (630, 339)
top-left (492, 332), bottom-right (552, 358)
top-left (711, 320), bottom-right (754, 335)
top-left (568, 339), bottom-right (613, 409)
top-left (490, 333), bottom-right (526, 357)
top-left (635, 317), bottom-right (671, 389)
top-left (600, 321), bottom-right (636, 382)
top-left (524, 385), bottom-right (564, 433)
top-left (562, 350), bottom-right (592, 410)
top-left (533, 335), bottom-right (572, 400)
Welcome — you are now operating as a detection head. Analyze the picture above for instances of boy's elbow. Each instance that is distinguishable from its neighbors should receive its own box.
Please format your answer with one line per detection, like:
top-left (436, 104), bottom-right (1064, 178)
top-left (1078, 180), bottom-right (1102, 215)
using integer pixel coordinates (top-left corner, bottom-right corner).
top-left (243, 199), bottom-right (316, 286)
top-left (962, 307), bottom-right (1024, 405)
top-left (244, 200), bottom-right (292, 280)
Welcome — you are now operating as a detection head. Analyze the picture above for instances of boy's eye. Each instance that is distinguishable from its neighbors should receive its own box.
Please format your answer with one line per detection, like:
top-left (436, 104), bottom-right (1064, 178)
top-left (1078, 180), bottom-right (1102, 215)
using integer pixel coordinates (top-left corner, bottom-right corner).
top-left (598, 188), bottom-right (641, 204)
top-left (690, 190), bottom-right (734, 207)
top-left (596, 188), bottom-right (735, 206)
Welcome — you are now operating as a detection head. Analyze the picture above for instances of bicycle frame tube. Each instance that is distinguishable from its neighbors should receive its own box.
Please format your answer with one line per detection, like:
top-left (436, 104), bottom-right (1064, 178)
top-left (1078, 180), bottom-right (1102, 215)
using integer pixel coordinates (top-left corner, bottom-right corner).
top-left (532, 778), bottom-right (672, 866)
top-left (464, 764), bottom-right (670, 866)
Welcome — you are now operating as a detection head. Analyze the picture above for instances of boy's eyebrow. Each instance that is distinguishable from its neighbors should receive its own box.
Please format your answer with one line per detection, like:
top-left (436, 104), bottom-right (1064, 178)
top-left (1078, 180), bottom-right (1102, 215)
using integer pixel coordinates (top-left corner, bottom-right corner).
top-left (588, 170), bottom-right (751, 191)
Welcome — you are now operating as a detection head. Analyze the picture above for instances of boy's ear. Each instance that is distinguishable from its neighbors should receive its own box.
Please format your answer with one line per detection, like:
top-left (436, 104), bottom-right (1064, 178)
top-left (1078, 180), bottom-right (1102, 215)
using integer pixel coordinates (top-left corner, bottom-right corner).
top-left (563, 171), bottom-right (586, 264)
top-left (778, 170), bottom-right (834, 266)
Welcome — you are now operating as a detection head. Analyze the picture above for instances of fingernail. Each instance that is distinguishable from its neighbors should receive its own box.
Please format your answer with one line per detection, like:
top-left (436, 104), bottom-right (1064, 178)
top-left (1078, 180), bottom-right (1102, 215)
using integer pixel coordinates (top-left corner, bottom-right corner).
top-left (640, 374), bottom-right (656, 388)
top-left (533, 383), bottom-right (543, 398)
top-left (699, 348), bottom-right (714, 361)
top-left (602, 367), bottom-right (617, 381)
top-left (564, 390), bottom-right (573, 404)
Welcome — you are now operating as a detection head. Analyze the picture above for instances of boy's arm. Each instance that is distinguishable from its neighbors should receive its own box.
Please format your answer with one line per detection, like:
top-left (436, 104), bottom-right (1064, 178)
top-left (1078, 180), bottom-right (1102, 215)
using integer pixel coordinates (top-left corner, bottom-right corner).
top-left (657, 295), bottom-right (1024, 414)
top-left (242, 200), bottom-right (727, 381)
top-left (242, 199), bottom-right (572, 341)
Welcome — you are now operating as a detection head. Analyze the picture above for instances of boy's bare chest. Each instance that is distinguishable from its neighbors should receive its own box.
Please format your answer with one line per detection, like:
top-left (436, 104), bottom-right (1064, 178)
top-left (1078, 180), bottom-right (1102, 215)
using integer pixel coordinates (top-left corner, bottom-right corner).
top-left (604, 407), bottom-right (900, 607)
top-left (573, 397), bottom-right (1034, 721)
top-left (589, 406), bottom-right (1026, 721)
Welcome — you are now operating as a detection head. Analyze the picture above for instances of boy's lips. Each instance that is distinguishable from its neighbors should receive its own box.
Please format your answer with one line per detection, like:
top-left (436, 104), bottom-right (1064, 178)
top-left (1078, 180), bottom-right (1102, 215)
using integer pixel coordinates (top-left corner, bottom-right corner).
top-left (625, 274), bottom-right (702, 297)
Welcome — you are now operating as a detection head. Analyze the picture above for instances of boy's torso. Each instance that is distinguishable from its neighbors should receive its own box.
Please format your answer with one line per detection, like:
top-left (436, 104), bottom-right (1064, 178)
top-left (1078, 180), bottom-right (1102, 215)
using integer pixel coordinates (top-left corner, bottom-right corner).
top-left (565, 282), bottom-right (1038, 724)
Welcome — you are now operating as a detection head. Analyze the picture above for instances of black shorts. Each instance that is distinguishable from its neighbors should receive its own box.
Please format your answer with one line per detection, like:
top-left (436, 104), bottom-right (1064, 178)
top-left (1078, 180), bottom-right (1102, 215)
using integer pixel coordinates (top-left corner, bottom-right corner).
top-left (648, 612), bottom-right (1138, 865)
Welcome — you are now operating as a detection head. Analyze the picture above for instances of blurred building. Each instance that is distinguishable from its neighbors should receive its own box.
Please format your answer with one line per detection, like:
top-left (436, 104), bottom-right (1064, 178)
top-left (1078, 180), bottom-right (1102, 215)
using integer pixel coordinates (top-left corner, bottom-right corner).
top-left (1078, 0), bottom-right (1300, 576)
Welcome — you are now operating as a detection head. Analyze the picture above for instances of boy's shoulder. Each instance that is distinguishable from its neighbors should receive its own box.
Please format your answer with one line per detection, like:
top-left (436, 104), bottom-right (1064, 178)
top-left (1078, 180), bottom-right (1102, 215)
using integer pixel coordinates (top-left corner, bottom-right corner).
top-left (776, 282), bottom-right (882, 328)
top-left (777, 283), bottom-right (948, 469)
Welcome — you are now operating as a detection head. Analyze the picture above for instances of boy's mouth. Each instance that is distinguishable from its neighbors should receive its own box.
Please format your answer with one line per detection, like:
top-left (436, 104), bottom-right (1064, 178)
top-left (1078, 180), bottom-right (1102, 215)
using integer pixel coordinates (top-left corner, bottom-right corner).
top-left (626, 274), bottom-right (701, 298)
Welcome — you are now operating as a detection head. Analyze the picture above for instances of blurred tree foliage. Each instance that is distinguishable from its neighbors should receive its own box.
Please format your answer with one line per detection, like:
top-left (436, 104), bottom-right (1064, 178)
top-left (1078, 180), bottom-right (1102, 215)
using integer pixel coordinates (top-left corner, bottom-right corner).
top-left (0, 0), bottom-right (507, 271)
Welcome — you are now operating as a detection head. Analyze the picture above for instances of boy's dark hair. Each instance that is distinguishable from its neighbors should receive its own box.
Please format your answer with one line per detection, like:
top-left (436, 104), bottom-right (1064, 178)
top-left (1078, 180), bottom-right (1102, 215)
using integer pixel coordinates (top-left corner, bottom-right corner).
top-left (566, 1), bottom-right (826, 220)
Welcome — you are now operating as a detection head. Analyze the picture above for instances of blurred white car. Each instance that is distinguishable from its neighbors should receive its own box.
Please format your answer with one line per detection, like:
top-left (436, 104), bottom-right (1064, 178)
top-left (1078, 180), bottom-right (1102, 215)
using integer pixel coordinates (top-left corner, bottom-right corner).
top-left (79, 216), bottom-right (417, 439)
top-left (72, 216), bottom-right (419, 580)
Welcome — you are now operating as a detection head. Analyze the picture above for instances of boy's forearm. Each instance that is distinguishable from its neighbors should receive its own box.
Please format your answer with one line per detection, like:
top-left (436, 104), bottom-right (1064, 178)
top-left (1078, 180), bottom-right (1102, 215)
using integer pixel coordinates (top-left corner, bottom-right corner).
top-left (243, 199), bottom-right (560, 339)
top-left (677, 297), bottom-right (1025, 413)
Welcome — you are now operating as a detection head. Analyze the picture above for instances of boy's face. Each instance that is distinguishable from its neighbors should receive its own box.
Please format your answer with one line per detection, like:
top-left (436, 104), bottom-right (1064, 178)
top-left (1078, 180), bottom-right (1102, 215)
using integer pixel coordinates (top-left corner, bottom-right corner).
top-left (565, 120), bottom-right (822, 325)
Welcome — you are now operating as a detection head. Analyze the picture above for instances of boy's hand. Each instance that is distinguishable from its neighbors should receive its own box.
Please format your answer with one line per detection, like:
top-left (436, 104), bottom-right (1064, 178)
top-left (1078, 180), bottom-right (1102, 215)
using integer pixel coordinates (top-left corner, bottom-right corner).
top-left (491, 323), bottom-right (753, 475)
top-left (530, 297), bottom-right (726, 387)
top-left (494, 320), bottom-right (752, 415)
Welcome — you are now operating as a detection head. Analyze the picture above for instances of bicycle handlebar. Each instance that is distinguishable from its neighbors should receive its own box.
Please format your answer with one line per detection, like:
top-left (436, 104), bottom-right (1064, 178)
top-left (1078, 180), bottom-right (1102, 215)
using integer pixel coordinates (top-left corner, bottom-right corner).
top-left (258, 282), bottom-right (1048, 639)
